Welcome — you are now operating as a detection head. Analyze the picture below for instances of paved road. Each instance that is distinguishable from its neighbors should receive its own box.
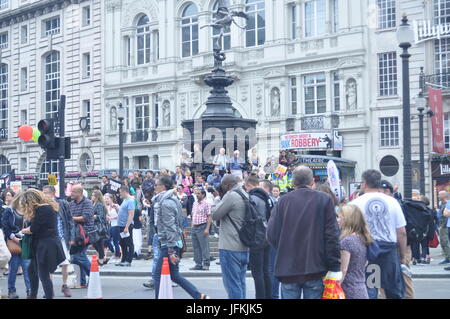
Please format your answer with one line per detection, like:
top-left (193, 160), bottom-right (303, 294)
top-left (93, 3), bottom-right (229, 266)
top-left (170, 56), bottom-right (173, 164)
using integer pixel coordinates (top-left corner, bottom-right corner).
top-left (1, 275), bottom-right (449, 299)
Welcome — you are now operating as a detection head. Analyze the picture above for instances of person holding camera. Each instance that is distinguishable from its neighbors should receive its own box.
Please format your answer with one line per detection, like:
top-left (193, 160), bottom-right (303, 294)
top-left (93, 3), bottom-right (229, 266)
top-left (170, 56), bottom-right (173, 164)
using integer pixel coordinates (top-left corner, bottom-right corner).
top-left (1, 189), bottom-right (31, 299)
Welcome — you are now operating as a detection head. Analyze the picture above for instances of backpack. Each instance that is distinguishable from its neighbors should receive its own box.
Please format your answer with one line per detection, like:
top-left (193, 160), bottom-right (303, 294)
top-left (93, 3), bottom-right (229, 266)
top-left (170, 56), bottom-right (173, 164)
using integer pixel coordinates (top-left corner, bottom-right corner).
top-left (401, 200), bottom-right (435, 244)
top-left (227, 189), bottom-right (267, 249)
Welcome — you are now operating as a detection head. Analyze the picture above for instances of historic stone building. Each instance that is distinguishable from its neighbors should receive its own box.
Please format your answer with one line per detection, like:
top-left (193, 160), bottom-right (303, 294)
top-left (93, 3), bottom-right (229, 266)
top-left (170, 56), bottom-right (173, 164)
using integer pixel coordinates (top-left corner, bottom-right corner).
top-left (0, 0), bottom-right (102, 186)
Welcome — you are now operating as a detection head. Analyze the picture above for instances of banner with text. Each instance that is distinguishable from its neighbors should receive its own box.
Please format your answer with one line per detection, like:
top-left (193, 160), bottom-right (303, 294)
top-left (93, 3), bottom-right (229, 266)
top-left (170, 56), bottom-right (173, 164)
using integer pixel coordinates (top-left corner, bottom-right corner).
top-left (428, 87), bottom-right (445, 154)
top-left (280, 132), bottom-right (334, 150)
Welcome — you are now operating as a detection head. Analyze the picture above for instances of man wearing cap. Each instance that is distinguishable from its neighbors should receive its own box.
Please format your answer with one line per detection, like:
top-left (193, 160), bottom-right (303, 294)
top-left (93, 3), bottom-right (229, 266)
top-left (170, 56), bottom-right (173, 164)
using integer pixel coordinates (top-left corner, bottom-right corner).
top-left (380, 179), bottom-right (414, 299)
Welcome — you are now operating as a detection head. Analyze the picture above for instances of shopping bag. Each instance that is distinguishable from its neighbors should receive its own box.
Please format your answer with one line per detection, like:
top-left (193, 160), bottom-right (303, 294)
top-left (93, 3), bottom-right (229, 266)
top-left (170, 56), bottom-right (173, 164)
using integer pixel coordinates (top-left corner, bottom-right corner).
top-left (322, 279), bottom-right (346, 299)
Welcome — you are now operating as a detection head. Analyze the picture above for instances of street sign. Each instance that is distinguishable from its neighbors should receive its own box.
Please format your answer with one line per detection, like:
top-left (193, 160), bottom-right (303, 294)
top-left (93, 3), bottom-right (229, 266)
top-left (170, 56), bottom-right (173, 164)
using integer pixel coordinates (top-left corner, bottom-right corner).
top-left (48, 174), bottom-right (58, 186)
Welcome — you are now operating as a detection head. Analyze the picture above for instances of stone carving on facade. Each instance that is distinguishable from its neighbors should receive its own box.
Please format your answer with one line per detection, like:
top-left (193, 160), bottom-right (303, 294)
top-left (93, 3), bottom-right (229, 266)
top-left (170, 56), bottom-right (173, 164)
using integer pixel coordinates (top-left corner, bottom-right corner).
top-left (192, 92), bottom-right (200, 110)
top-left (110, 106), bottom-right (118, 131)
top-left (241, 86), bottom-right (248, 102)
top-left (122, 0), bottom-right (157, 25)
top-left (255, 85), bottom-right (263, 125)
top-left (162, 100), bottom-right (170, 126)
top-left (271, 87), bottom-right (280, 117)
top-left (289, 59), bottom-right (338, 73)
top-left (346, 78), bottom-right (357, 110)
top-left (179, 93), bottom-right (187, 120)
top-left (106, 0), bottom-right (123, 13)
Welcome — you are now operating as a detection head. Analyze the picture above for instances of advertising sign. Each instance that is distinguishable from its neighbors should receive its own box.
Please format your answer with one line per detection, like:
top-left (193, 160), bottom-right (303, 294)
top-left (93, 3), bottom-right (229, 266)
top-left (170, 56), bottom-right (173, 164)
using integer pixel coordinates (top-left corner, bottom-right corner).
top-left (327, 160), bottom-right (341, 201)
top-left (428, 87), bottom-right (445, 154)
top-left (281, 132), bottom-right (334, 150)
top-left (10, 181), bottom-right (22, 193)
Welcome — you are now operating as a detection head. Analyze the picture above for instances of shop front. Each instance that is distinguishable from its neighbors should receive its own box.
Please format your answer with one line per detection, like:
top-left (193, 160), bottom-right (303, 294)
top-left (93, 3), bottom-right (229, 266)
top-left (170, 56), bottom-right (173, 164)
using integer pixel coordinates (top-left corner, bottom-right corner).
top-left (432, 155), bottom-right (450, 207)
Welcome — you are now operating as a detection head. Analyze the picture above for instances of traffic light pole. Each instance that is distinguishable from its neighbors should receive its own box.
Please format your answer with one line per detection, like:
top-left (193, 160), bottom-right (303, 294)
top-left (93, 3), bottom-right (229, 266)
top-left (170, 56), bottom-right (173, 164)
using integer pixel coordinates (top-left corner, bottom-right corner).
top-left (58, 95), bottom-right (66, 199)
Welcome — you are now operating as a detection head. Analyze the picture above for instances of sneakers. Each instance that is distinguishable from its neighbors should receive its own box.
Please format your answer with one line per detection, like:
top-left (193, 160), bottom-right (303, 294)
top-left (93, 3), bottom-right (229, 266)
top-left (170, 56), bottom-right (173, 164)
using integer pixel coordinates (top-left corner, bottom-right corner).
top-left (439, 259), bottom-right (450, 265)
top-left (143, 280), bottom-right (155, 289)
top-left (202, 265), bottom-right (210, 271)
top-left (121, 262), bottom-right (131, 267)
top-left (213, 233), bottom-right (219, 239)
top-left (171, 282), bottom-right (178, 288)
top-left (61, 285), bottom-right (72, 297)
top-left (210, 256), bottom-right (216, 262)
top-left (444, 266), bottom-right (450, 271)
top-left (8, 291), bottom-right (18, 299)
top-left (189, 265), bottom-right (203, 271)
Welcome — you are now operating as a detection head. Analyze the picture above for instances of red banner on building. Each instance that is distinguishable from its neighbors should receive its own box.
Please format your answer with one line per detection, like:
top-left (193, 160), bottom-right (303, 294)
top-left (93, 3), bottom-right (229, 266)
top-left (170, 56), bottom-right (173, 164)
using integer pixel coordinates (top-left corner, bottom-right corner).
top-left (428, 87), bottom-right (445, 154)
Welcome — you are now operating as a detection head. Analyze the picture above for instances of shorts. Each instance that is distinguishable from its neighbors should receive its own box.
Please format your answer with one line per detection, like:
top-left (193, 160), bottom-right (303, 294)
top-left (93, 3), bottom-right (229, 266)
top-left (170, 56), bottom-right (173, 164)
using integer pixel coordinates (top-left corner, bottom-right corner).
top-left (59, 239), bottom-right (71, 266)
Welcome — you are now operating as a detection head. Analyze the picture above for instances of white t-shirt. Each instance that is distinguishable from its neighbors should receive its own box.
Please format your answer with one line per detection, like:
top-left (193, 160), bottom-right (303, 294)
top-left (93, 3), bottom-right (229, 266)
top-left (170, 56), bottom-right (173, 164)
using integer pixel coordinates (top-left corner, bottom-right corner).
top-left (351, 192), bottom-right (406, 243)
top-left (108, 207), bottom-right (119, 227)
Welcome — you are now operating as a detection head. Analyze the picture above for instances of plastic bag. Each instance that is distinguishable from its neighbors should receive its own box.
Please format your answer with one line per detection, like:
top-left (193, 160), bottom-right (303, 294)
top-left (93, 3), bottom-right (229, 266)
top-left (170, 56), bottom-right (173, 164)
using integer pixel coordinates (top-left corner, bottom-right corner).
top-left (322, 279), bottom-right (346, 299)
top-left (428, 231), bottom-right (439, 248)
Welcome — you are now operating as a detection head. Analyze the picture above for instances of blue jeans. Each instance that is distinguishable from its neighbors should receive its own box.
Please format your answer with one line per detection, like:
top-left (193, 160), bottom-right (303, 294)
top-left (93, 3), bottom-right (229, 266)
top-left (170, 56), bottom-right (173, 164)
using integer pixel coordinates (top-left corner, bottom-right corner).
top-left (281, 279), bottom-right (324, 299)
top-left (367, 287), bottom-right (378, 299)
top-left (268, 247), bottom-right (280, 299)
top-left (219, 249), bottom-right (249, 299)
top-left (151, 234), bottom-right (160, 280)
top-left (106, 226), bottom-right (121, 257)
top-left (8, 254), bottom-right (31, 293)
top-left (153, 246), bottom-right (202, 299)
top-left (71, 245), bottom-right (91, 286)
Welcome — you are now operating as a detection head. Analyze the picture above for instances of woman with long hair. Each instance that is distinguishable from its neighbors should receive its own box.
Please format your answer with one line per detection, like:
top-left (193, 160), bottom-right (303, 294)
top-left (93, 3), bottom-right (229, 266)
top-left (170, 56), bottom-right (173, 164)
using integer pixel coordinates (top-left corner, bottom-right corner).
top-left (1, 189), bottom-right (31, 299)
top-left (123, 178), bottom-right (136, 195)
top-left (12, 189), bottom-right (65, 299)
top-left (104, 193), bottom-right (121, 262)
top-left (315, 183), bottom-right (340, 211)
top-left (337, 204), bottom-right (373, 299)
top-left (91, 190), bottom-right (110, 266)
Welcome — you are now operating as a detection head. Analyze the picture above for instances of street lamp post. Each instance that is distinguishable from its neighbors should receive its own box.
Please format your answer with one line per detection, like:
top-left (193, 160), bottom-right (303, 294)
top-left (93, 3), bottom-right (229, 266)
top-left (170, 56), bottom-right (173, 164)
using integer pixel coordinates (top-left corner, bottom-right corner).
top-left (397, 15), bottom-right (415, 200)
top-left (117, 103), bottom-right (125, 179)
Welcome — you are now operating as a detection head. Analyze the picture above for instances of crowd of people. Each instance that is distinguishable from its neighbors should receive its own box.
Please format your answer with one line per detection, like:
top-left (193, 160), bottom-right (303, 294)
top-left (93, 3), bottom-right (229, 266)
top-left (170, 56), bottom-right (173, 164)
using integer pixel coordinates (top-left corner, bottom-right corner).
top-left (0, 150), bottom-right (448, 299)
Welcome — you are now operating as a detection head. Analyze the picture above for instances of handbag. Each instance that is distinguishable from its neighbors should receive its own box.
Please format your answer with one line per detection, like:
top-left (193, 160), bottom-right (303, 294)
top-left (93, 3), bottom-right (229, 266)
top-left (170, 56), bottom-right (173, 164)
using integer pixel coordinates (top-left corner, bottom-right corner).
top-left (6, 211), bottom-right (22, 255)
top-left (428, 231), bottom-right (440, 248)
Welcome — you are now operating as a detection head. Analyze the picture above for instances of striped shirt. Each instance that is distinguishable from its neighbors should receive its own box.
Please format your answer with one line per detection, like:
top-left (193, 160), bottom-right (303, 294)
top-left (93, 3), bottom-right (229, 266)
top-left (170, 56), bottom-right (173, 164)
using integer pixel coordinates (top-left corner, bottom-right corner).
top-left (69, 197), bottom-right (95, 233)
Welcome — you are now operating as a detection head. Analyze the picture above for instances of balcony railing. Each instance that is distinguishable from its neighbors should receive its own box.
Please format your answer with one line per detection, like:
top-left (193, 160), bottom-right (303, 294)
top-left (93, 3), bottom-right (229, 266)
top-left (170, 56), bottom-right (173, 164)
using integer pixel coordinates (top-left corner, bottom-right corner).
top-left (424, 73), bottom-right (450, 90)
top-left (301, 116), bottom-right (324, 130)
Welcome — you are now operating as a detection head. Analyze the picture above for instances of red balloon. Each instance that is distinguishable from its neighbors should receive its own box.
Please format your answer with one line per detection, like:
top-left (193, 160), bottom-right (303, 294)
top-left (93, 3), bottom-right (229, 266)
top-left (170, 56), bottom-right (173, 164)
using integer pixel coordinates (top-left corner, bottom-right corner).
top-left (18, 125), bottom-right (33, 141)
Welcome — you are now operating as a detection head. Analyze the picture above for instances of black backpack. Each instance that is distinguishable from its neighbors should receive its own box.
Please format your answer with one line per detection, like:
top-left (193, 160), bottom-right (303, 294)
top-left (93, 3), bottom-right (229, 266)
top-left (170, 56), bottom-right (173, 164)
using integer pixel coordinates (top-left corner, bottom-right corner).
top-left (401, 200), bottom-right (435, 244)
top-left (227, 189), bottom-right (267, 249)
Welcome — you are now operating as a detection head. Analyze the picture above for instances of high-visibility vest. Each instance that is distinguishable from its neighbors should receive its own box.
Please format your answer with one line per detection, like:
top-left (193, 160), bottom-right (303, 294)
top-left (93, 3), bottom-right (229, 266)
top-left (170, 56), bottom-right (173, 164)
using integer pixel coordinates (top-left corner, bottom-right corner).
top-left (286, 172), bottom-right (293, 189)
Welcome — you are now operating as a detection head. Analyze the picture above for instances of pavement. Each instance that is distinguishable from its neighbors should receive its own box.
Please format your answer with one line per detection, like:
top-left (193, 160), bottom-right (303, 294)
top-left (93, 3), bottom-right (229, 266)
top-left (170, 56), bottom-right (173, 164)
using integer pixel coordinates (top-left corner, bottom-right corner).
top-left (53, 247), bottom-right (450, 279)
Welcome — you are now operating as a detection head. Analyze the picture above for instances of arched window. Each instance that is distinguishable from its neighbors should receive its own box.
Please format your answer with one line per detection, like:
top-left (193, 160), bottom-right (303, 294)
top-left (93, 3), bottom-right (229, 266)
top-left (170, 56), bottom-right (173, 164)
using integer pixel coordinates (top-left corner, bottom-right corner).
top-left (0, 63), bottom-right (8, 139)
top-left (212, 0), bottom-right (231, 51)
top-left (137, 15), bottom-right (151, 65)
top-left (245, 0), bottom-right (265, 47)
top-left (45, 51), bottom-right (60, 119)
top-left (181, 3), bottom-right (199, 57)
top-left (80, 153), bottom-right (93, 172)
top-left (0, 155), bottom-right (11, 175)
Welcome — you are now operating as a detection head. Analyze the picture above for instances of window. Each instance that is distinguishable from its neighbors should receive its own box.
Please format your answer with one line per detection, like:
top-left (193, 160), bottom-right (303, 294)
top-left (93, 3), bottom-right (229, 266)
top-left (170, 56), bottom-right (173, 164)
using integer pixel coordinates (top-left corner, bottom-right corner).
top-left (0, 156), bottom-right (10, 175)
top-left (21, 25), bottom-right (28, 44)
top-left (434, 0), bottom-right (450, 25)
top-left (377, 0), bottom-right (396, 29)
top-left (380, 117), bottom-right (399, 147)
top-left (82, 6), bottom-right (91, 27)
top-left (304, 0), bottom-right (326, 38)
top-left (181, 4), bottom-right (199, 57)
top-left (445, 112), bottom-right (450, 151)
top-left (435, 38), bottom-right (450, 87)
top-left (39, 160), bottom-right (58, 184)
top-left (0, 64), bottom-right (8, 139)
top-left (82, 52), bottom-right (91, 78)
top-left (20, 158), bottom-right (27, 172)
top-left (127, 37), bottom-right (131, 66)
top-left (83, 100), bottom-right (91, 130)
top-left (0, 33), bottom-right (8, 49)
top-left (137, 15), bottom-right (151, 65)
top-left (154, 97), bottom-right (159, 128)
top-left (45, 17), bottom-right (60, 36)
top-left (245, 0), bottom-right (265, 47)
top-left (0, 0), bottom-right (8, 10)
top-left (212, 0), bottom-right (231, 50)
top-left (138, 156), bottom-right (149, 169)
top-left (333, 72), bottom-right (340, 111)
top-left (304, 73), bottom-right (326, 114)
top-left (290, 5), bottom-right (298, 40)
top-left (290, 77), bottom-right (298, 115)
top-left (80, 153), bottom-right (93, 172)
top-left (20, 67), bottom-right (27, 92)
top-left (20, 110), bottom-right (27, 124)
top-left (378, 52), bottom-right (397, 96)
top-left (135, 95), bottom-right (150, 130)
top-left (331, 0), bottom-right (339, 33)
top-left (45, 51), bottom-right (60, 119)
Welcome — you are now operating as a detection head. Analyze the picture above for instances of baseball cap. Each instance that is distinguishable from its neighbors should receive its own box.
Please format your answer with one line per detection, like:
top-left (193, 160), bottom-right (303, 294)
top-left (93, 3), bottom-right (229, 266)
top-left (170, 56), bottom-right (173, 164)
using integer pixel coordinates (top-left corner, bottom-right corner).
top-left (380, 180), bottom-right (393, 193)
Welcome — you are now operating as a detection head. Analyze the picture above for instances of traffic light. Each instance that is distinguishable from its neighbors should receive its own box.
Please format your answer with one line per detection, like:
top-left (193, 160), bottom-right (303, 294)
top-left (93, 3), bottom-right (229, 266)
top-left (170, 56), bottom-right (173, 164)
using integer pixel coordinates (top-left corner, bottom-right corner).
top-left (37, 119), bottom-right (56, 149)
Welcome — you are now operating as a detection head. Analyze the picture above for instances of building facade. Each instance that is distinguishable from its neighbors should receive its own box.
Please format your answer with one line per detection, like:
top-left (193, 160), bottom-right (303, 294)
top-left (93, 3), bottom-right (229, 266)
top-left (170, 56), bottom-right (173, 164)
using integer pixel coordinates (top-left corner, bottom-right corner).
top-left (102, 0), bottom-right (439, 196)
top-left (0, 0), bottom-right (103, 186)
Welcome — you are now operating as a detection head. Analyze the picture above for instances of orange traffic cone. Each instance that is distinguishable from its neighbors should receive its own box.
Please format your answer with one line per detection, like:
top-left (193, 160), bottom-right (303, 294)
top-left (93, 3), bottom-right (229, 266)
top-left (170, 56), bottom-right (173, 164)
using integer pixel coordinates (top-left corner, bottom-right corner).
top-left (158, 257), bottom-right (173, 299)
top-left (87, 255), bottom-right (103, 299)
